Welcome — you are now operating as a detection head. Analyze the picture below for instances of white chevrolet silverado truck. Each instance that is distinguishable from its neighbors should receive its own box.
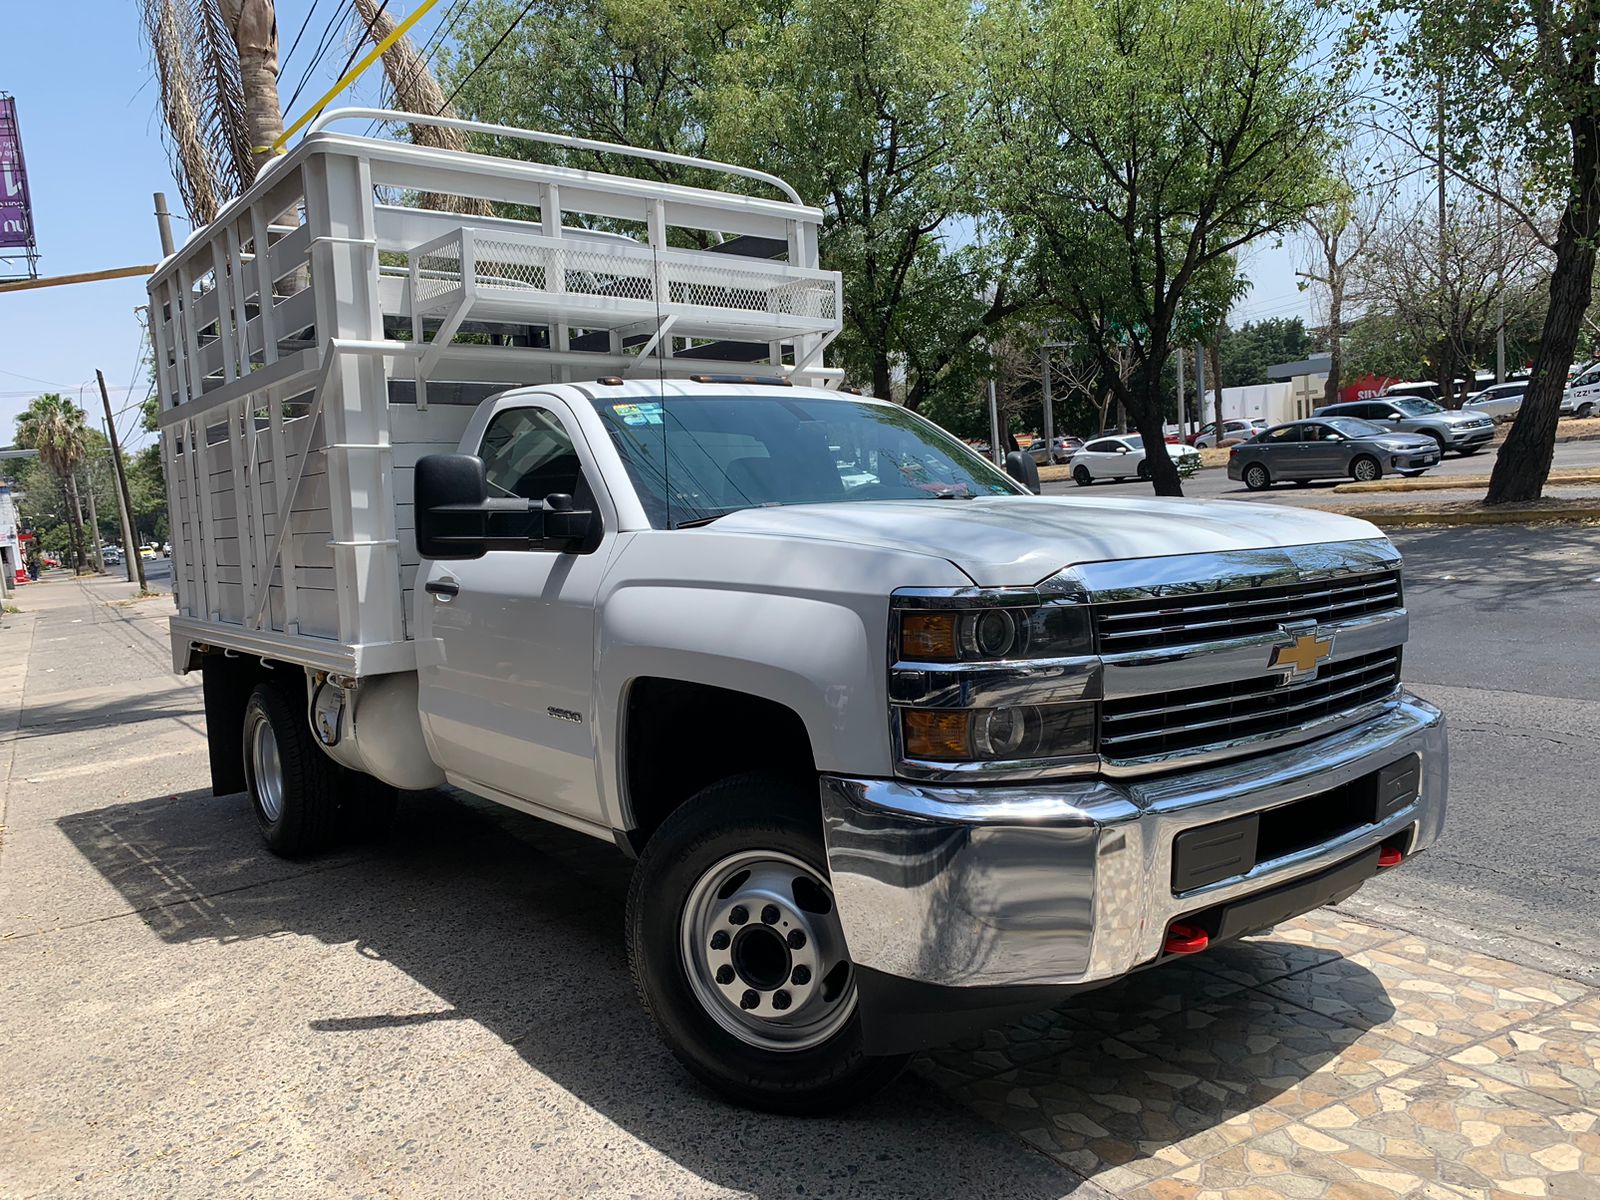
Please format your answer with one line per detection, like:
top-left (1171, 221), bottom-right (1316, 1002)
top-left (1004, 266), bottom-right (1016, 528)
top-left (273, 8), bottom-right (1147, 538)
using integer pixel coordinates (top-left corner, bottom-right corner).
top-left (149, 112), bottom-right (1446, 1113)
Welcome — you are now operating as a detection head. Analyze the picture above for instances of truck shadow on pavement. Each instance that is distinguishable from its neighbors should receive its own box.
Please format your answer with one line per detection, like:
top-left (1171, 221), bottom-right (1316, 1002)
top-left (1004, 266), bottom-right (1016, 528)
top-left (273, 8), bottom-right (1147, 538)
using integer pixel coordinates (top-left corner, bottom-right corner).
top-left (56, 785), bottom-right (1397, 1197)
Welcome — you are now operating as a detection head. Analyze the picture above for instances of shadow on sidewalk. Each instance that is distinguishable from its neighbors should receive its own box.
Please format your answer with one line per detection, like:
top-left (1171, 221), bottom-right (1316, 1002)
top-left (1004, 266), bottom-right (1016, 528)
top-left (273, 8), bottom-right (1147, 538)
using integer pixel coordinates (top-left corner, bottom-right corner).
top-left (56, 785), bottom-right (1394, 1197)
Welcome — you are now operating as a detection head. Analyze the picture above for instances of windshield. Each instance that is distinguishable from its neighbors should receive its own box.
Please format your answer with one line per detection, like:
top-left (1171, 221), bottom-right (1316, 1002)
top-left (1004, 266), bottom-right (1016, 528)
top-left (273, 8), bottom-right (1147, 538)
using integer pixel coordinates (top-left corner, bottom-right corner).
top-left (1324, 417), bottom-right (1387, 437)
top-left (1391, 397), bottom-right (1443, 416)
top-left (592, 393), bottom-right (1024, 528)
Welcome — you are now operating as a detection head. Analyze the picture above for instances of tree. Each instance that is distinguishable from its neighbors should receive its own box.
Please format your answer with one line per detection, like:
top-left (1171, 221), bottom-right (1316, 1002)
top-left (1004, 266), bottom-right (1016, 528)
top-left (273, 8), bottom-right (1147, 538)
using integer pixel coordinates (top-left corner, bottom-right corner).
top-left (1349, 0), bottom-right (1599, 502)
top-left (975, 0), bottom-right (1343, 495)
top-left (445, 0), bottom-right (1023, 408)
top-left (1298, 161), bottom-right (1387, 406)
top-left (1214, 318), bottom-right (1316, 388)
top-left (15, 395), bottom-right (92, 572)
top-left (1348, 195), bottom-right (1552, 397)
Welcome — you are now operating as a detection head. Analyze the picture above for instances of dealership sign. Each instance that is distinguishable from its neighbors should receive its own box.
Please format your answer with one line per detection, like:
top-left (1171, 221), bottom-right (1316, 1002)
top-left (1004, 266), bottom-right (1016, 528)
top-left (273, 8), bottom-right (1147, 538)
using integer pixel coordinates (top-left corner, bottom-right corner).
top-left (0, 95), bottom-right (37, 253)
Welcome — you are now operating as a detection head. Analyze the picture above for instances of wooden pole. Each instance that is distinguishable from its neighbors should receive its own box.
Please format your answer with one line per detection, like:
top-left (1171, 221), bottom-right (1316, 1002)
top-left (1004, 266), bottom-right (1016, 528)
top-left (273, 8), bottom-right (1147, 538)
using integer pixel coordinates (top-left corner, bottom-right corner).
top-left (0, 264), bottom-right (158, 294)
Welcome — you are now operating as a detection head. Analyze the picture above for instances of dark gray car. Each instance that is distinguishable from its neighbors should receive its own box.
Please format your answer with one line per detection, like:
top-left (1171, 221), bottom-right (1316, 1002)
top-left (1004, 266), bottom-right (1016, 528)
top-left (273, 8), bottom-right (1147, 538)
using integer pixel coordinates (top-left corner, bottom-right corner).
top-left (1227, 417), bottom-right (1440, 490)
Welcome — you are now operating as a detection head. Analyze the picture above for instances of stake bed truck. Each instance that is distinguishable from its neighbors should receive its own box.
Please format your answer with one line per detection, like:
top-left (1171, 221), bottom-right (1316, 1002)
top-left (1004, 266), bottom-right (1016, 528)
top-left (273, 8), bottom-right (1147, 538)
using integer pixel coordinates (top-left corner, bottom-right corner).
top-left (150, 111), bottom-right (1446, 1112)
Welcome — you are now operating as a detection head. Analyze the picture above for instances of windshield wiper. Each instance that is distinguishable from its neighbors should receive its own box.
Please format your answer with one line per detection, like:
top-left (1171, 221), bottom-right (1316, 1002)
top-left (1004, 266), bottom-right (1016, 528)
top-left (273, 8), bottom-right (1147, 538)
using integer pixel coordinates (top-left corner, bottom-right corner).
top-left (673, 513), bottom-right (730, 529)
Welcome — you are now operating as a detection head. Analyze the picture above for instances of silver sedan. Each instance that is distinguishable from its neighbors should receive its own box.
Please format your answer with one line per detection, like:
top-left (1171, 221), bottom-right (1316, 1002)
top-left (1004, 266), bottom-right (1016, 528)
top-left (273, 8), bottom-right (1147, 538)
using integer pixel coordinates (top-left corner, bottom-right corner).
top-left (1226, 417), bottom-right (1440, 490)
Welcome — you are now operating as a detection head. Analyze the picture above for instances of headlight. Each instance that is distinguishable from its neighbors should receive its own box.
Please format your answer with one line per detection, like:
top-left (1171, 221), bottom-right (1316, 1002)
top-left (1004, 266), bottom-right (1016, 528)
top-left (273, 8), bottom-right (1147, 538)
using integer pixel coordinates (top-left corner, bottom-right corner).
top-left (897, 603), bottom-right (1091, 663)
top-left (891, 589), bottom-right (1098, 780)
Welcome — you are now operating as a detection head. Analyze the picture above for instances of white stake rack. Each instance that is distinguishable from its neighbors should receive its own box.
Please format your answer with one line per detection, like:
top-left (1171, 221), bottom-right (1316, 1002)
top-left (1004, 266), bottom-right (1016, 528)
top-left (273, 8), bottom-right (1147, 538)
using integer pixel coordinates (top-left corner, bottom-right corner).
top-left (148, 109), bottom-right (843, 678)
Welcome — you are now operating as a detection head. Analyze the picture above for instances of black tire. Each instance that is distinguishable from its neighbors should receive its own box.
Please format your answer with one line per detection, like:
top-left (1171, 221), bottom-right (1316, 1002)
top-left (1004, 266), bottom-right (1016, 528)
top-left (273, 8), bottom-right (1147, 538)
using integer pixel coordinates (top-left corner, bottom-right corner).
top-left (1243, 462), bottom-right (1271, 491)
top-left (1073, 465), bottom-right (1093, 487)
top-left (1351, 455), bottom-right (1382, 483)
top-left (1426, 431), bottom-right (1448, 456)
top-left (1578, 402), bottom-right (1596, 419)
top-left (242, 681), bottom-right (343, 858)
top-left (626, 772), bottom-right (910, 1114)
top-left (1456, 445), bottom-right (1482, 456)
top-left (1137, 460), bottom-right (1151, 480)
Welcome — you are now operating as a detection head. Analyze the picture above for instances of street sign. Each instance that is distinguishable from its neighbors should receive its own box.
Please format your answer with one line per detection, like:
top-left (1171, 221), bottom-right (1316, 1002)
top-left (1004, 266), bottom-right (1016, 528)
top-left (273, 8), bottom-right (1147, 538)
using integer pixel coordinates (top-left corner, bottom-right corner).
top-left (0, 94), bottom-right (39, 280)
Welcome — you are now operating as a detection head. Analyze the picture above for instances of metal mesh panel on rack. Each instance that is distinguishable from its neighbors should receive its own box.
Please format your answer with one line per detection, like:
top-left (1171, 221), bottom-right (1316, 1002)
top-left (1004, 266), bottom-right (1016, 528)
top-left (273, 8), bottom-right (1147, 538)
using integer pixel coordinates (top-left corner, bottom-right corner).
top-left (412, 236), bottom-right (464, 305)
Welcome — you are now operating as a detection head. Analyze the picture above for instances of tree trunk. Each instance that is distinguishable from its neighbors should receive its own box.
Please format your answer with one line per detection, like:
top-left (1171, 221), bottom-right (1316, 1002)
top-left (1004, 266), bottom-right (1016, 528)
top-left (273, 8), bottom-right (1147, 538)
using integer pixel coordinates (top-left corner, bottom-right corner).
top-left (1488, 230), bottom-right (1597, 502)
top-left (223, 1), bottom-right (283, 180)
top-left (873, 352), bottom-right (894, 405)
top-left (1125, 350), bottom-right (1183, 496)
top-left (1324, 288), bottom-right (1342, 408)
top-left (1488, 105), bottom-right (1599, 505)
top-left (64, 474), bottom-right (87, 573)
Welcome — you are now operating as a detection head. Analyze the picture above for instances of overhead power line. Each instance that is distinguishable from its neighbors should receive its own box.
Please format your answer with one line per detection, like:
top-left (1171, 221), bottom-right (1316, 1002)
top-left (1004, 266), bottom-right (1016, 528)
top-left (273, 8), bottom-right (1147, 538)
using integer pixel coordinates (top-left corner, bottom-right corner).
top-left (439, 0), bottom-right (538, 113)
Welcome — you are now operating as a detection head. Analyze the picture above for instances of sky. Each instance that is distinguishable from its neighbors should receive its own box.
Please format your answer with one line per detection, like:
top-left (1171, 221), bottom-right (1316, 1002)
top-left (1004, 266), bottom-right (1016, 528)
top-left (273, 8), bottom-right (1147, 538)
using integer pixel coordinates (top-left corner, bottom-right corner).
top-left (0, 1), bottom-right (1315, 453)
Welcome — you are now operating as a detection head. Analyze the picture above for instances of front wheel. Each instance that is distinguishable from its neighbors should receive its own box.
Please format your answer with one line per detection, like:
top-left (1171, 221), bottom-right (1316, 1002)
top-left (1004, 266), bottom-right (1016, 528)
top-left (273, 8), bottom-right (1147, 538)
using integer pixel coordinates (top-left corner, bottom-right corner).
top-left (1456, 445), bottom-right (1482, 456)
top-left (1351, 455), bottom-right (1382, 483)
top-left (1073, 465), bottom-right (1093, 487)
top-left (1137, 461), bottom-right (1151, 481)
top-left (1577, 402), bottom-right (1596, 418)
top-left (626, 773), bottom-right (909, 1113)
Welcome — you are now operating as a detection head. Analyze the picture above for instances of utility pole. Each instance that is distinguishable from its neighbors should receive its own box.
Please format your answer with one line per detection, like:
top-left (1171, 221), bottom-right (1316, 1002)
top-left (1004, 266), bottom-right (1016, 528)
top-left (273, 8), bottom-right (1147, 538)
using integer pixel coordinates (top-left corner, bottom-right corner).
top-left (96, 370), bottom-right (147, 591)
top-left (1175, 347), bottom-right (1187, 434)
top-left (988, 379), bottom-right (1003, 466)
top-left (154, 192), bottom-right (176, 257)
top-left (1194, 344), bottom-right (1206, 431)
top-left (1436, 76), bottom-right (1451, 405)
top-left (1040, 346), bottom-right (1054, 457)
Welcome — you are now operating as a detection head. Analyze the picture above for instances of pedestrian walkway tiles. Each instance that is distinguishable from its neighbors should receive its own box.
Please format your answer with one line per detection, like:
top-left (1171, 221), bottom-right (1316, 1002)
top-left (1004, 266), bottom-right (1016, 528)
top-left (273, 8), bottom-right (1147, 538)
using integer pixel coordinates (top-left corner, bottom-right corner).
top-left (916, 907), bottom-right (1600, 1198)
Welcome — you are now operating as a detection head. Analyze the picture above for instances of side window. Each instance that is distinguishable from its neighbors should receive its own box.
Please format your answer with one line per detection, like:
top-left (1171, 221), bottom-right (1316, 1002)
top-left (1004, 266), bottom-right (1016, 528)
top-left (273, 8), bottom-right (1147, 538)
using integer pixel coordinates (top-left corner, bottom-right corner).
top-left (1262, 425), bottom-right (1301, 443)
top-left (478, 406), bottom-right (594, 548)
top-left (1084, 438), bottom-right (1118, 453)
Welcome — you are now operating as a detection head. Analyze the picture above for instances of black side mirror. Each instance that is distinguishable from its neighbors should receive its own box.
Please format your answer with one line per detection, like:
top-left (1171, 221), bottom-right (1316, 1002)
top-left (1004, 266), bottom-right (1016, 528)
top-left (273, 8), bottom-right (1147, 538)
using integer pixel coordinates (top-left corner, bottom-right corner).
top-left (542, 493), bottom-right (596, 544)
top-left (415, 453), bottom-right (538, 560)
top-left (1004, 450), bottom-right (1042, 494)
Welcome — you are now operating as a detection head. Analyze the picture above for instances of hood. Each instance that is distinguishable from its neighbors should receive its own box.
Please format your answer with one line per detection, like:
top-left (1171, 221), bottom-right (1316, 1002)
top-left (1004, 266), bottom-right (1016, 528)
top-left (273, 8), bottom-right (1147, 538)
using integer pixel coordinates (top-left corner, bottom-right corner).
top-left (704, 495), bottom-right (1386, 587)
top-left (1374, 433), bottom-right (1438, 449)
top-left (1436, 409), bottom-right (1492, 426)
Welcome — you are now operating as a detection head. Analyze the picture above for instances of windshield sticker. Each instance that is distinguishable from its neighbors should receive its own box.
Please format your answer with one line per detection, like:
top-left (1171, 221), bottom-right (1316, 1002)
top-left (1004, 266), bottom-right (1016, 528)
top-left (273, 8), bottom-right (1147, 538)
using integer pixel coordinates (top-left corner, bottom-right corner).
top-left (614, 402), bottom-right (664, 426)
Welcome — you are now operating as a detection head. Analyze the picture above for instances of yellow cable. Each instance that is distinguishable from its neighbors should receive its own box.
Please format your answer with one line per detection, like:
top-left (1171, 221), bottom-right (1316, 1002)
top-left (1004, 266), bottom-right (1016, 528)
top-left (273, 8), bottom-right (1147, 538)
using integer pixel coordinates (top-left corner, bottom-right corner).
top-left (256, 0), bottom-right (444, 155)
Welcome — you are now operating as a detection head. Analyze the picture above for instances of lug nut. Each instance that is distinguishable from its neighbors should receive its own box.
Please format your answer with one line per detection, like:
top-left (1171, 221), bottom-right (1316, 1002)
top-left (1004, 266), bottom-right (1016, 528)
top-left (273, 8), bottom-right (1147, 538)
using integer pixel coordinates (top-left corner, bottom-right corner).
top-left (790, 964), bottom-right (811, 985)
top-left (740, 989), bottom-right (760, 1010)
top-left (772, 990), bottom-right (792, 1011)
top-left (709, 930), bottom-right (730, 951)
top-left (716, 965), bottom-right (735, 985)
top-left (729, 905), bottom-right (748, 925)
top-left (787, 929), bottom-right (807, 950)
top-left (761, 904), bottom-right (780, 925)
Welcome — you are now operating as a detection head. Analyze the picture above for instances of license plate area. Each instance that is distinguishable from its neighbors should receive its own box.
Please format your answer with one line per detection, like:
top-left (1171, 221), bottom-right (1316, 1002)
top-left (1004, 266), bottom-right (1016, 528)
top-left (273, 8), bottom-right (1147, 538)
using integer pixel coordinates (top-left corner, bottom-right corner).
top-left (1170, 755), bottom-right (1420, 894)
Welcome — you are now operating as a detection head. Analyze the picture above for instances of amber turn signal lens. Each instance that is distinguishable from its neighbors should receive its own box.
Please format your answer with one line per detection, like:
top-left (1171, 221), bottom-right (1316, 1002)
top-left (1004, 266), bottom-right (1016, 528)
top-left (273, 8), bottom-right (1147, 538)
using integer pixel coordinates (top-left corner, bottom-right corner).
top-left (902, 709), bottom-right (971, 759)
top-left (900, 612), bottom-right (958, 660)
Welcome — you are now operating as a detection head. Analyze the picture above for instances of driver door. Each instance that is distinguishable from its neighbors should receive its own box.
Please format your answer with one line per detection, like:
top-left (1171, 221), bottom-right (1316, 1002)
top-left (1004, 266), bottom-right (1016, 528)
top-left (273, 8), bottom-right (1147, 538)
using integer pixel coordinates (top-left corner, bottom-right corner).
top-left (1299, 422), bottom-right (1345, 474)
top-left (414, 396), bottom-right (616, 827)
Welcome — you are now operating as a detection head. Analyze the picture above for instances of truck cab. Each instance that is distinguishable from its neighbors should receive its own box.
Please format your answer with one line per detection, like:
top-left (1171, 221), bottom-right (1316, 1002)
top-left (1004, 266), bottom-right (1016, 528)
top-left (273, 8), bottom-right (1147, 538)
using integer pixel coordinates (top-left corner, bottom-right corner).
top-left (150, 111), bottom-right (1446, 1114)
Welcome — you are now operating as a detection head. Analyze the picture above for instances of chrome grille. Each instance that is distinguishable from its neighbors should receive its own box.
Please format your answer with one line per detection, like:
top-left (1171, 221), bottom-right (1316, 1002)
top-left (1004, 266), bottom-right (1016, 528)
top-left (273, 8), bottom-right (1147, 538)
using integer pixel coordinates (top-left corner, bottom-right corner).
top-left (1100, 648), bottom-right (1402, 763)
top-left (1094, 569), bottom-right (1402, 654)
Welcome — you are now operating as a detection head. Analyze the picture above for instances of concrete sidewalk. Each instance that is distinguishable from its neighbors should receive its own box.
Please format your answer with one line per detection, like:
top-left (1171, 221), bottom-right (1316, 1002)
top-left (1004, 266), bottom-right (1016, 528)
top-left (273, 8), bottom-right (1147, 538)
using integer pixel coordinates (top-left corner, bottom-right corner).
top-left (2, 577), bottom-right (1598, 1199)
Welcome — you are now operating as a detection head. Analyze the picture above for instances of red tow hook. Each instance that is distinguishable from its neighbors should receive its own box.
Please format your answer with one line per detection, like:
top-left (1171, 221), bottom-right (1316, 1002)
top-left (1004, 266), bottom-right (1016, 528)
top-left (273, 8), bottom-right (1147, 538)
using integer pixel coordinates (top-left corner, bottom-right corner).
top-left (1164, 922), bottom-right (1210, 955)
top-left (1377, 846), bottom-right (1404, 868)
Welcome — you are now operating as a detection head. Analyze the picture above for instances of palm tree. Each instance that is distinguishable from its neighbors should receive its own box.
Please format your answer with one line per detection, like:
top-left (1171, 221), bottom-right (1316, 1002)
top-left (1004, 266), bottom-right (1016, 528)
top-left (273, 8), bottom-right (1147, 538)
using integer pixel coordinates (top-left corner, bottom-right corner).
top-left (16, 394), bottom-right (92, 572)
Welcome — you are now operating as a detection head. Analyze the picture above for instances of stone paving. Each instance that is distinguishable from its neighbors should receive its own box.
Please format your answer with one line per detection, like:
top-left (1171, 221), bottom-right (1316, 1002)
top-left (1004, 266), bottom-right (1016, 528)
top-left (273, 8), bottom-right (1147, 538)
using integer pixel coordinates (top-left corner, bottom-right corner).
top-left (916, 907), bottom-right (1600, 1199)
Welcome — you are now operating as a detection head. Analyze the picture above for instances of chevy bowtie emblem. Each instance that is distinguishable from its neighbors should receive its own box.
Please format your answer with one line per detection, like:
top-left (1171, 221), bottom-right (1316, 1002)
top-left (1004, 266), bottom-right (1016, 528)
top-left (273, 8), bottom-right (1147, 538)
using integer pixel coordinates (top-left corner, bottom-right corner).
top-left (1271, 631), bottom-right (1334, 678)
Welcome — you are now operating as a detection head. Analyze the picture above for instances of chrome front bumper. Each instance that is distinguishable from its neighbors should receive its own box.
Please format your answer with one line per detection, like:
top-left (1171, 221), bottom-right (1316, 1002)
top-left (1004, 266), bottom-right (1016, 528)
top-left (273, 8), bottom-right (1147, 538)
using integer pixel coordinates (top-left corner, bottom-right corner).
top-left (821, 694), bottom-right (1446, 991)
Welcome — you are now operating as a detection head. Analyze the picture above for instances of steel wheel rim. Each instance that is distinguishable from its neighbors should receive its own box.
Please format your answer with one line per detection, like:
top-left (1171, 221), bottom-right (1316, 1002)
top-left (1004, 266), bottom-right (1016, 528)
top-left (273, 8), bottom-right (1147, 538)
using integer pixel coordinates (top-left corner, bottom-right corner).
top-left (250, 718), bottom-right (286, 823)
top-left (681, 849), bottom-right (857, 1052)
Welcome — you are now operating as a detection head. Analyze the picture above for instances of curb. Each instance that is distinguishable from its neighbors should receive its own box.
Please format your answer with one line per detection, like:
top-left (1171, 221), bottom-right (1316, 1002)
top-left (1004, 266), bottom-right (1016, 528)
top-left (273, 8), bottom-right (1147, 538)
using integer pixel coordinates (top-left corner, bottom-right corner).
top-left (1335, 471), bottom-right (1600, 494)
top-left (1341, 505), bottom-right (1600, 529)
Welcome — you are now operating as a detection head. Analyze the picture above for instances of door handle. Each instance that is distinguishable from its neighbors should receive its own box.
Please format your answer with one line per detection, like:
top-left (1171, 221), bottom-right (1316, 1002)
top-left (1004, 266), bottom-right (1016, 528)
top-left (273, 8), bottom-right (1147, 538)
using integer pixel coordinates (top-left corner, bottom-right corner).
top-left (425, 579), bottom-right (460, 598)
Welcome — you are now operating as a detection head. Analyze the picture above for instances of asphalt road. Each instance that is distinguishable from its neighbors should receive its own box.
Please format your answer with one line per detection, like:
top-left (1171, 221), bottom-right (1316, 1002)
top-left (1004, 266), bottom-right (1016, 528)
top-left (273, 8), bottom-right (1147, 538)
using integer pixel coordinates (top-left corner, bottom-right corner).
top-left (1044, 436), bottom-right (1600, 502)
top-left (1343, 523), bottom-right (1600, 981)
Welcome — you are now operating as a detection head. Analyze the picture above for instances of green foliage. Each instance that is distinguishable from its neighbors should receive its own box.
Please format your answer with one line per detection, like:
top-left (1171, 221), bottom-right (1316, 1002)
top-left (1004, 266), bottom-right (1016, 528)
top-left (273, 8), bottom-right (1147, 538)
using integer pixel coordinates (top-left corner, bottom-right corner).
top-left (972, 0), bottom-right (1343, 490)
top-left (1216, 318), bottom-right (1315, 388)
top-left (445, 0), bottom-right (1022, 408)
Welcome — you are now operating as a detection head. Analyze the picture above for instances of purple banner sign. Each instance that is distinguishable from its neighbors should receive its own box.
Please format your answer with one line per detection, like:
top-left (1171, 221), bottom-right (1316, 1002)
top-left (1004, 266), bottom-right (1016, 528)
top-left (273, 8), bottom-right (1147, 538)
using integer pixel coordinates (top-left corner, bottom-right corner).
top-left (0, 96), bottom-right (37, 252)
